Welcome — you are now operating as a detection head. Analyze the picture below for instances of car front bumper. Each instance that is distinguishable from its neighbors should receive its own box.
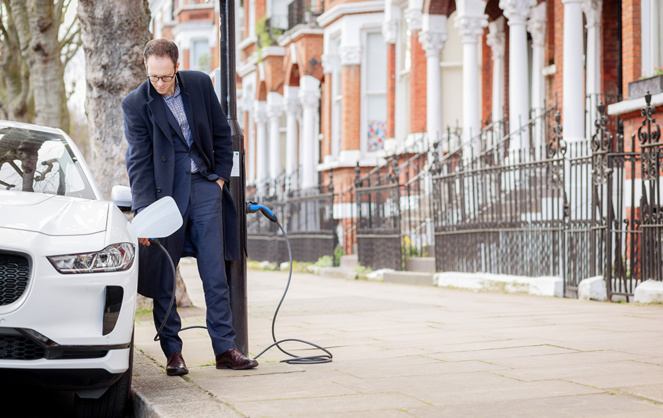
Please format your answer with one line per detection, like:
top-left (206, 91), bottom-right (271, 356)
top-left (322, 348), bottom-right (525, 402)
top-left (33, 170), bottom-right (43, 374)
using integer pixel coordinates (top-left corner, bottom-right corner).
top-left (0, 227), bottom-right (138, 378)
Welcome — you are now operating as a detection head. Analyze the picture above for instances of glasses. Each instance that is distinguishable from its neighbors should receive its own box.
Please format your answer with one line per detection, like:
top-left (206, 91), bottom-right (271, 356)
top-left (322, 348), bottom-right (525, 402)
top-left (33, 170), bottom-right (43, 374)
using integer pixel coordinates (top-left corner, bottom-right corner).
top-left (147, 74), bottom-right (175, 83)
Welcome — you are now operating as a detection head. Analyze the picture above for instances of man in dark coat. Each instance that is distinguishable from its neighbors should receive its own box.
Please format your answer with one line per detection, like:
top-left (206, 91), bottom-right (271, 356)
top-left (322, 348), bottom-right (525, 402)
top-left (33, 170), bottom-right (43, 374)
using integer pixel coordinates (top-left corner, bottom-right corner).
top-left (122, 39), bottom-right (257, 376)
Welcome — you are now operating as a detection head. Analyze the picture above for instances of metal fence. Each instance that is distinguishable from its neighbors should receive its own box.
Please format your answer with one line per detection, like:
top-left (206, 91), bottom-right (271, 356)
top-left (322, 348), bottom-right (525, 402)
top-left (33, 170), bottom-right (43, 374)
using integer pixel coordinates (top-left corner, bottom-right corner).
top-left (432, 107), bottom-right (566, 278)
top-left (355, 159), bottom-right (403, 270)
top-left (246, 170), bottom-right (335, 264)
top-left (245, 95), bottom-right (662, 301)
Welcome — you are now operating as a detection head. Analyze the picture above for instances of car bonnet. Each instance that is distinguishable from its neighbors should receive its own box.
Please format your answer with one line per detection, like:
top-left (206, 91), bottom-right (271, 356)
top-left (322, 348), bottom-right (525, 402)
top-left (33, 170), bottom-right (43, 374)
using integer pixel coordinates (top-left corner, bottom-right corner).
top-left (0, 191), bottom-right (108, 236)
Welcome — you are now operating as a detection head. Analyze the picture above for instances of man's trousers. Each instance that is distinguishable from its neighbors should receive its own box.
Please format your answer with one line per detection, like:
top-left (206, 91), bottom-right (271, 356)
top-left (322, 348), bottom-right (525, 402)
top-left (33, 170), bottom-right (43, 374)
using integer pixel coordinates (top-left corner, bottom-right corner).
top-left (152, 173), bottom-right (236, 356)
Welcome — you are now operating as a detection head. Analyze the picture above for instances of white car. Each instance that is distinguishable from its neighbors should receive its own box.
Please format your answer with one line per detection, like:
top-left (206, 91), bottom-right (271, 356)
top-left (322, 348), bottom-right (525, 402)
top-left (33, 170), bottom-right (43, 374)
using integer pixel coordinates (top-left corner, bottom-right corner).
top-left (0, 120), bottom-right (180, 417)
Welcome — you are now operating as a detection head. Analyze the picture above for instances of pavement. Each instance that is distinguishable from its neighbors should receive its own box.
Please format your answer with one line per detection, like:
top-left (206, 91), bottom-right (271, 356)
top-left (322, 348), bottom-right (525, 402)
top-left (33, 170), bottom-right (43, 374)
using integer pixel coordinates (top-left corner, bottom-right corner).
top-left (132, 260), bottom-right (663, 417)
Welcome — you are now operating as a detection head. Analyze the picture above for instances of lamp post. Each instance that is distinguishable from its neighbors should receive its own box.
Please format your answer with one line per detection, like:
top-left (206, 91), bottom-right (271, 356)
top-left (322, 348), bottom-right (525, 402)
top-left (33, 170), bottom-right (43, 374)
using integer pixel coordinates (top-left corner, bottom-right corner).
top-left (218, 0), bottom-right (248, 355)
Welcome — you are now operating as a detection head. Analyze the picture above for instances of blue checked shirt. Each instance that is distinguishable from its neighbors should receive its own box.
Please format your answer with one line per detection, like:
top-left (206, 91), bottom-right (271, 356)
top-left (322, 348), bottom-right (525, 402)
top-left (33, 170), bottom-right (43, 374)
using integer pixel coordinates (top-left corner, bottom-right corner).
top-left (162, 79), bottom-right (198, 173)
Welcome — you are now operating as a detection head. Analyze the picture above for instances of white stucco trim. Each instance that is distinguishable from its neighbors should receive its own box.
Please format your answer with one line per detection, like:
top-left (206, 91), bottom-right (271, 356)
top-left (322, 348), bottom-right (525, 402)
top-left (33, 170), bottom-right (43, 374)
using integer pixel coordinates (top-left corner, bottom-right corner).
top-left (607, 92), bottom-right (663, 116)
top-left (239, 35), bottom-right (258, 51)
top-left (237, 54), bottom-right (258, 78)
top-left (278, 26), bottom-right (325, 47)
top-left (173, 2), bottom-right (213, 15)
top-left (317, 1), bottom-right (385, 28)
top-left (262, 46), bottom-right (287, 57)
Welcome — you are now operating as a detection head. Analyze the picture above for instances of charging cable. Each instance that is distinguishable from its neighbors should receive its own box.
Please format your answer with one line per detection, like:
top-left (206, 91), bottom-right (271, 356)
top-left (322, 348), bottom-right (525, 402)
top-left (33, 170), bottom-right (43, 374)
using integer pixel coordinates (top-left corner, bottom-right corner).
top-left (246, 202), bottom-right (333, 364)
top-left (149, 202), bottom-right (333, 365)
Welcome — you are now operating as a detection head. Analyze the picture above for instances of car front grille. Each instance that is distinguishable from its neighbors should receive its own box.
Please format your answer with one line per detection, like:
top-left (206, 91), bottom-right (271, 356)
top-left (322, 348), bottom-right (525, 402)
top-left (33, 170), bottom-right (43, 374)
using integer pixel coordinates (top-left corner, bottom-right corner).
top-left (0, 253), bottom-right (31, 306)
top-left (0, 335), bottom-right (45, 360)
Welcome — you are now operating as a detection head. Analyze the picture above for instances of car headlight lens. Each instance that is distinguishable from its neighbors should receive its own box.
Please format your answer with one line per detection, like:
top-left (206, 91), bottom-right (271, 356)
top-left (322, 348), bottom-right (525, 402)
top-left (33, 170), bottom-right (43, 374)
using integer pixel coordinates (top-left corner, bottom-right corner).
top-left (48, 243), bottom-right (135, 274)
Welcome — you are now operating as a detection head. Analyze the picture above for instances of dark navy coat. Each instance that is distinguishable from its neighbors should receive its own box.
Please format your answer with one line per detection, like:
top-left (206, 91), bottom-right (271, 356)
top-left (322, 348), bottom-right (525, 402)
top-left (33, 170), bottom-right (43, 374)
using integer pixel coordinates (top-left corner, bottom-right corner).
top-left (122, 71), bottom-right (240, 296)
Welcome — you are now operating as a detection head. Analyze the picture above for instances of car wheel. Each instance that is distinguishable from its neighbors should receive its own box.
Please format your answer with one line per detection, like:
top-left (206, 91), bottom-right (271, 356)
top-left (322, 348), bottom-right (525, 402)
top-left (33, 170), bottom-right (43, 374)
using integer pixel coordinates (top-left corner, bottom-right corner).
top-left (73, 334), bottom-right (134, 418)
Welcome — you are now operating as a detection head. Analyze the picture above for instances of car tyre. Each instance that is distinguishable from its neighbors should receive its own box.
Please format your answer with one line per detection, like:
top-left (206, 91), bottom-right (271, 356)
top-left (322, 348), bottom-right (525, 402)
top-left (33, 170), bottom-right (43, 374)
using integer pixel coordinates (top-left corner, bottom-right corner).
top-left (73, 333), bottom-right (134, 418)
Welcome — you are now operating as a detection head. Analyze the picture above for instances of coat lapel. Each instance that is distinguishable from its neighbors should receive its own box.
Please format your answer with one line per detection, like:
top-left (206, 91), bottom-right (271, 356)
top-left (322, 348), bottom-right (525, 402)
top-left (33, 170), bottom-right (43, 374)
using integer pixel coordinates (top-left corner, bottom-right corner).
top-left (147, 86), bottom-right (174, 144)
top-left (179, 74), bottom-right (199, 146)
top-left (164, 105), bottom-right (186, 144)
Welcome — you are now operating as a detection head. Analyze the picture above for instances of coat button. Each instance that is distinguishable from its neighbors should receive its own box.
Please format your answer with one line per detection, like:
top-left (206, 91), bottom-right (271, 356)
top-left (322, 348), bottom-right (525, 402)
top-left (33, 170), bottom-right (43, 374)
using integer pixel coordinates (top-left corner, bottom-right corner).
top-left (161, 156), bottom-right (167, 162)
top-left (156, 188), bottom-right (162, 193)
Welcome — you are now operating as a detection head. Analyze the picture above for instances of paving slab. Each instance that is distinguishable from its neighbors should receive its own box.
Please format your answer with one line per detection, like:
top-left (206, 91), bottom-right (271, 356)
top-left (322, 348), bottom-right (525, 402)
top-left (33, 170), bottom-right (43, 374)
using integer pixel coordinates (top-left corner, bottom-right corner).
top-left (132, 264), bottom-right (663, 417)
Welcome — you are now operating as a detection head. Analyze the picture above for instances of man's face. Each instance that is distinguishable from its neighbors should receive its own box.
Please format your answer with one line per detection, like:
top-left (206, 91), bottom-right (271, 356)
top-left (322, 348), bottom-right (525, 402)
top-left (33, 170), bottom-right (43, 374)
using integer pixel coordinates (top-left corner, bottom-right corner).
top-left (146, 55), bottom-right (179, 96)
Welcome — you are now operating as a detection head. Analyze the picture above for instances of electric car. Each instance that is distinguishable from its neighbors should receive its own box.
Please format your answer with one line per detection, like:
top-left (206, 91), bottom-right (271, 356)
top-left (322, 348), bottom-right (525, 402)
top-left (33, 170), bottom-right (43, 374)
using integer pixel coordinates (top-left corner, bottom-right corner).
top-left (0, 120), bottom-right (179, 417)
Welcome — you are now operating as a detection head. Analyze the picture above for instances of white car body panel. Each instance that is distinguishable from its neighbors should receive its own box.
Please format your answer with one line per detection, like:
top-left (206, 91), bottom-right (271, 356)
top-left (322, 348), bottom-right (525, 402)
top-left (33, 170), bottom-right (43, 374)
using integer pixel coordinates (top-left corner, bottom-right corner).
top-left (0, 120), bottom-right (139, 392)
top-left (0, 191), bottom-right (108, 235)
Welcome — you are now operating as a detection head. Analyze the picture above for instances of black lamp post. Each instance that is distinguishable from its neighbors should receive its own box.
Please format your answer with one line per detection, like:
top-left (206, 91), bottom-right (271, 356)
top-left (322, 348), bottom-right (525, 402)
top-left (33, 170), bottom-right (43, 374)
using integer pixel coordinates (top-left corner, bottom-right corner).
top-left (217, 0), bottom-right (248, 355)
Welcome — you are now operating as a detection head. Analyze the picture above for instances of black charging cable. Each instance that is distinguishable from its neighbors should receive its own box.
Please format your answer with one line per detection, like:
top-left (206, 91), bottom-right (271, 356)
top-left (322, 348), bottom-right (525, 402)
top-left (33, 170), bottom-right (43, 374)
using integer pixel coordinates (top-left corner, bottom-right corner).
top-left (149, 202), bottom-right (332, 365)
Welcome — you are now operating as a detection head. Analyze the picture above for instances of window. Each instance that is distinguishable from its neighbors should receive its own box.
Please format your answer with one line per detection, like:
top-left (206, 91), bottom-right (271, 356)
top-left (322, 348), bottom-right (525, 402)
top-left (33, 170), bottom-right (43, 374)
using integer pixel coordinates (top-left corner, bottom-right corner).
top-left (364, 32), bottom-right (387, 153)
top-left (270, 0), bottom-right (289, 30)
top-left (642, 0), bottom-right (663, 77)
top-left (191, 40), bottom-right (211, 72)
top-left (0, 128), bottom-right (94, 199)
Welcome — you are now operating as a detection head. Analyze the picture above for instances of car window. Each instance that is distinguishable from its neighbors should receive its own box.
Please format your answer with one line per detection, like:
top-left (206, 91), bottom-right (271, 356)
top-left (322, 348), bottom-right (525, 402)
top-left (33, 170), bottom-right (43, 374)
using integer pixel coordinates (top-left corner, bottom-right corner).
top-left (0, 127), bottom-right (96, 199)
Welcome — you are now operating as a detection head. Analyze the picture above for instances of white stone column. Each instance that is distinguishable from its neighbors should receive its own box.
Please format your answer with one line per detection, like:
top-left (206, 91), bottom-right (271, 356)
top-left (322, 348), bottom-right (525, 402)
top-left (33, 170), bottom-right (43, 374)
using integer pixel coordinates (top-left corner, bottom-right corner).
top-left (299, 75), bottom-right (321, 189)
top-left (582, 0), bottom-right (602, 137)
top-left (455, 2), bottom-right (487, 159)
top-left (254, 101), bottom-right (268, 193)
top-left (266, 92), bottom-right (284, 180)
top-left (487, 17), bottom-right (506, 129)
top-left (419, 14), bottom-right (448, 143)
top-left (404, 0), bottom-right (423, 32)
top-left (382, 0), bottom-right (400, 44)
top-left (500, 0), bottom-right (535, 150)
top-left (284, 86), bottom-right (300, 179)
top-left (563, 0), bottom-right (585, 143)
top-left (527, 3), bottom-right (546, 149)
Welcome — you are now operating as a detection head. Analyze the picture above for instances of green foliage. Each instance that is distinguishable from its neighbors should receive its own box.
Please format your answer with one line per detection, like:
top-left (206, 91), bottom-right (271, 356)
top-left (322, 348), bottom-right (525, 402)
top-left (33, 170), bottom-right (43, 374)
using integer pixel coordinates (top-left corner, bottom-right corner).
top-left (247, 259), bottom-right (278, 270)
top-left (315, 255), bottom-right (333, 267)
top-left (255, 16), bottom-right (283, 61)
top-left (291, 261), bottom-right (313, 272)
top-left (333, 246), bottom-right (343, 267)
top-left (354, 263), bottom-right (372, 275)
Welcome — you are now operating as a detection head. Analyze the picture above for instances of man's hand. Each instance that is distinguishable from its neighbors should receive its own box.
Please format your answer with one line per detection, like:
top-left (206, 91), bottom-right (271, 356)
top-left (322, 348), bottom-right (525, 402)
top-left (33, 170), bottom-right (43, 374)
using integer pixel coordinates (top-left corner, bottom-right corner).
top-left (139, 238), bottom-right (151, 246)
top-left (216, 179), bottom-right (225, 190)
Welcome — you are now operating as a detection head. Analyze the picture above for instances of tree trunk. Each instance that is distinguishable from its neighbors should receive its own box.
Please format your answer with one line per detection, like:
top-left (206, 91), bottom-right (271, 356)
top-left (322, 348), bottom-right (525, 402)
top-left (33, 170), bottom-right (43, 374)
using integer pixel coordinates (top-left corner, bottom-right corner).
top-left (77, 0), bottom-right (151, 199)
top-left (78, 1), bottom-right (194, 309)
top-left (10, 0), bottom-right (69, 129)
top-left (0, 4), bottom-right (31, 122)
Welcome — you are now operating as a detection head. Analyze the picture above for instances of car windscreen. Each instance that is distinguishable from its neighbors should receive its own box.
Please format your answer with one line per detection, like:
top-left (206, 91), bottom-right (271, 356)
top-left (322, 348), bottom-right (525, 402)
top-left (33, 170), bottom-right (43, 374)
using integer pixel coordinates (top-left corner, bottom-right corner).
top-left (0, 126), bottom-right (96, 199)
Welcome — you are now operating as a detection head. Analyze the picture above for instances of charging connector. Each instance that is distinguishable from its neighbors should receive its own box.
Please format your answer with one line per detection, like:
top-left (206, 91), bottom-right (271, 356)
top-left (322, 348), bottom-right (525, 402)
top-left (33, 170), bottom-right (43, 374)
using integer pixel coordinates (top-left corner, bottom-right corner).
top-left (151, 202), bottom-right (332, 365)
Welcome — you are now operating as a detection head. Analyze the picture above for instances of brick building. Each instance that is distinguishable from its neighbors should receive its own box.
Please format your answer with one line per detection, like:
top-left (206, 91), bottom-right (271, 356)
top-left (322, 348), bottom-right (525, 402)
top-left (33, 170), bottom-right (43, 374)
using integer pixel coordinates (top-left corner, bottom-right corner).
top-left (149, 0), bottom-right (663, 205)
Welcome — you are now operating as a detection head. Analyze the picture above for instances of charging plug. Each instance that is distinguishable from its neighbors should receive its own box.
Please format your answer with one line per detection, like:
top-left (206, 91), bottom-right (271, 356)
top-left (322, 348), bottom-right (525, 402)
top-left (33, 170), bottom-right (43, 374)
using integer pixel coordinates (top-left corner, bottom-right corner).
top-left (246, 201), bottom-right (278, 223)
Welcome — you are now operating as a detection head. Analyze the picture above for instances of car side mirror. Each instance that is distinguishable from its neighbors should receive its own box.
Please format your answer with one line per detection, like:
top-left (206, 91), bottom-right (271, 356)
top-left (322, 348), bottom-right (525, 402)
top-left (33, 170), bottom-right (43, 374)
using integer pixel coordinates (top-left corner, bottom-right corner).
top-left (111, 185), bottom-right (133, 212)
top-left (131, 196), bottom-right (183, 239)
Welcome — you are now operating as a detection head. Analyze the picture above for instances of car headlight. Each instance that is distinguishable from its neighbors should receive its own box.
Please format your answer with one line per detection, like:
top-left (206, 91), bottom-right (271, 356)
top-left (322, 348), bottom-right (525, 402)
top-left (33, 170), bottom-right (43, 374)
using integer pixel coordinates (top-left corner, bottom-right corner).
top-left (48, 243), bottom-right (135, 274)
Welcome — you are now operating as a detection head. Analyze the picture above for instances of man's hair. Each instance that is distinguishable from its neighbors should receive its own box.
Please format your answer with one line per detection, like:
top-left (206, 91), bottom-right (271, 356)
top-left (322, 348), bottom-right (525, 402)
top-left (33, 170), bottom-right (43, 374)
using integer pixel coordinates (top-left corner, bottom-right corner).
top-left (143, 39), bottom-right (179, 67)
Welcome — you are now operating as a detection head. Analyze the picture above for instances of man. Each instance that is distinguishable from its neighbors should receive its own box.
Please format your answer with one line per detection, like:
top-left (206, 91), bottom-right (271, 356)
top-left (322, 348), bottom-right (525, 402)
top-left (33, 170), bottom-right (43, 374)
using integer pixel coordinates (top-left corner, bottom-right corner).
top-left (122, 39), bottom-right (257, 376)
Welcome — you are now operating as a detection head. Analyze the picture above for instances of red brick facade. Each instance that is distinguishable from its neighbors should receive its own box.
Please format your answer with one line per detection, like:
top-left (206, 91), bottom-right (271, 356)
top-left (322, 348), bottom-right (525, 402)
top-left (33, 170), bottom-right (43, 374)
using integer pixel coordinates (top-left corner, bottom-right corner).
top-left (386, 43), bottom-right (396, 139)
top-left (321, 73), bottom-right (332, 159)
top-left (341, 65), bottom-right (361, 151)
top-left (481, 27), bottom-right (492, 125)
top-left (622, 0), bottom-right (642, 98)
top-left (409, 31), bottom-right (427, 134)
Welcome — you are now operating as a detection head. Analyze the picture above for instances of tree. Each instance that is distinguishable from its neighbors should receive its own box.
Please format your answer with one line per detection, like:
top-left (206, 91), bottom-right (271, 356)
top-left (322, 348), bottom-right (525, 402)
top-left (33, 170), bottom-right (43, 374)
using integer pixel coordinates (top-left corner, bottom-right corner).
top-left (0, 2), bottom-right (30, 122)
top-left (9, 0), bottom-right (79, 129)
top-left (0, 0), bottom-right (81, 128)
top-left (77, 0), bottom-right (150, 199)
top-left (78, 0), bottom-right (192, 309)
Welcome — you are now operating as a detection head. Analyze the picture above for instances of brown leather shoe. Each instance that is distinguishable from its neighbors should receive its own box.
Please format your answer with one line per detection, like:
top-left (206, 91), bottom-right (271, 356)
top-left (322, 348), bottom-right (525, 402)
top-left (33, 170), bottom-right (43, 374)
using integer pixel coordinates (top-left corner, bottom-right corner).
top-left (216, 348), bottom-right (258, 370)
top-left (166, 352), bottom-right (189, 376)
